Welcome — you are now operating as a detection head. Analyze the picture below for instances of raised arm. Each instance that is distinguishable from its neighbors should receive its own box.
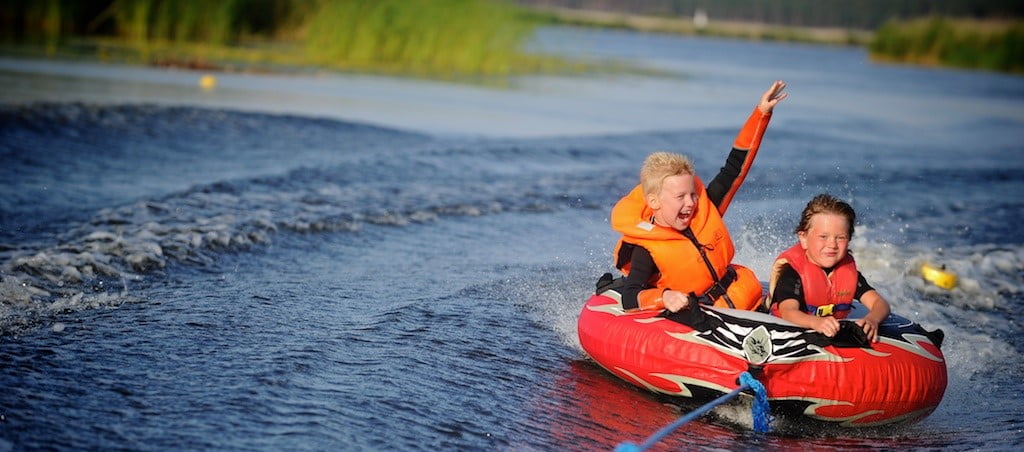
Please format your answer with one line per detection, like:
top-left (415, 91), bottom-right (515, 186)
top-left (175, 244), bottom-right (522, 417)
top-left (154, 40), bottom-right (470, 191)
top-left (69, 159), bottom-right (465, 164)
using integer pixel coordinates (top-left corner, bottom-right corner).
top-left (706, 80), bottom-right (787, 214)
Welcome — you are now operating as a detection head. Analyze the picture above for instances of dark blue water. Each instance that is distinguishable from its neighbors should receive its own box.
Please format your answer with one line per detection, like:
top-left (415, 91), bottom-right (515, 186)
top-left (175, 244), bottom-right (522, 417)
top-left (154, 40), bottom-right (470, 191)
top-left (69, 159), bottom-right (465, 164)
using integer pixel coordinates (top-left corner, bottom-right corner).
top-left (2, 27), bottom-right (1024, 450)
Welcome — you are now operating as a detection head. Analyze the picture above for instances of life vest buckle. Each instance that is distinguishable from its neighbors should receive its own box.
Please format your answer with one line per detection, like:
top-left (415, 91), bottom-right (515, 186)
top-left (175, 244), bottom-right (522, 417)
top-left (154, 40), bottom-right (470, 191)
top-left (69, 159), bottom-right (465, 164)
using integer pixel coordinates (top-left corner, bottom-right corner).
top-left (815, 304), bottom-right (835, 317)
top-left (698, 266), bottom-right (738, 308)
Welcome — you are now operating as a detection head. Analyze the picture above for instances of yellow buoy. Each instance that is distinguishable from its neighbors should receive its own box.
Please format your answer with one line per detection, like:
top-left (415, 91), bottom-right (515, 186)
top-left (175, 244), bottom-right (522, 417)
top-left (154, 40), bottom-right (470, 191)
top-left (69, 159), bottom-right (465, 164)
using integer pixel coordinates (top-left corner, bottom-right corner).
top-left (920, 263), bottom-right (957, 290)
top-left (198, 74), bottom-right (217, 91)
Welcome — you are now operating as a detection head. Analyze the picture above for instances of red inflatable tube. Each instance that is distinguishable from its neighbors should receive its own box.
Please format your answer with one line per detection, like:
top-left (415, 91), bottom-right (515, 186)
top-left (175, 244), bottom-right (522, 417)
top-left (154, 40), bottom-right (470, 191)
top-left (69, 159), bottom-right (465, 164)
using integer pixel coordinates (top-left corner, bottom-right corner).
top-left (577, 294), bottom-right (947, 429)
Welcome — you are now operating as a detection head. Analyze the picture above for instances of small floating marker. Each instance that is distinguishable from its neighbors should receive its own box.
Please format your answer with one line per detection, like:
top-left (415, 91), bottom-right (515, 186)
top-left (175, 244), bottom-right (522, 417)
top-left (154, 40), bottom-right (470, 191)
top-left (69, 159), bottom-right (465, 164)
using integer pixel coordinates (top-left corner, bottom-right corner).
top-left (198, 74), bottom-right (217, 90)
top-left (921, 263), bottom-right (957, 290)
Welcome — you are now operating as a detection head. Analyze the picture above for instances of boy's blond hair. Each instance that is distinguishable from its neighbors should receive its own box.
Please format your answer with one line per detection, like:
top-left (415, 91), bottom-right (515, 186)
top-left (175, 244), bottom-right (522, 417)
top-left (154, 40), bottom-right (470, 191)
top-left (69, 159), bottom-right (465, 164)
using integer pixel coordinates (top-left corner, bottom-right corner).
top-left (640, 152), bottom-right (695, 198)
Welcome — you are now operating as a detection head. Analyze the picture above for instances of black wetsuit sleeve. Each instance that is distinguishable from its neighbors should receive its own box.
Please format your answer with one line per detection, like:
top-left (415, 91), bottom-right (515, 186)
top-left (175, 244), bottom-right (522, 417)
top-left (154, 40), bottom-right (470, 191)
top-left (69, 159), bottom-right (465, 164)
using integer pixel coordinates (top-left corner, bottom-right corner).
top-left (771, 264), bottom-right (804, 310)
top-left (854, 271), bottom-right (875, 299)
top-left (619, 245), bottom-right (659, 311)
top-left (705, 148), bottom-right (749, 209)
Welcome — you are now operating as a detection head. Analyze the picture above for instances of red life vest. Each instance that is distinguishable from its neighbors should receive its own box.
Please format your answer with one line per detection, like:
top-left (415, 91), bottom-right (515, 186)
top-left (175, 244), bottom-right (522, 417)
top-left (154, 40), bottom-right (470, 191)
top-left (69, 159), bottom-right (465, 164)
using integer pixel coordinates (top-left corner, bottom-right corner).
top-left (610, 179), bottom-right (763, 311)
top-left (768, 243), bottom-right (858, 318)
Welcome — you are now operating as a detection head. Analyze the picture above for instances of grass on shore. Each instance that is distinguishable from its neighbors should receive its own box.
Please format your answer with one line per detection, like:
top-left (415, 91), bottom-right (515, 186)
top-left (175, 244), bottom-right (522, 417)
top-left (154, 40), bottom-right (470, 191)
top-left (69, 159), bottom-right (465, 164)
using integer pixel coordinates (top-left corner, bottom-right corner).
top-left (1, 0), bottom-right (595, 80)
top-left (4, 1), bottom-right (1021, 77)
top-left (527, 6), bottom-right (1023, 75)
top-left (869, 17), bottom-right (1024, 74)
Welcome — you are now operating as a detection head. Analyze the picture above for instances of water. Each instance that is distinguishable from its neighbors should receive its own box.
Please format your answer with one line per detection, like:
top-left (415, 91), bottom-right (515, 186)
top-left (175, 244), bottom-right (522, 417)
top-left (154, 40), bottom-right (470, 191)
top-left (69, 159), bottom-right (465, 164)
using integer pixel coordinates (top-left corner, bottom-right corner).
top-left (2, 26), bottom-right (1023, 450)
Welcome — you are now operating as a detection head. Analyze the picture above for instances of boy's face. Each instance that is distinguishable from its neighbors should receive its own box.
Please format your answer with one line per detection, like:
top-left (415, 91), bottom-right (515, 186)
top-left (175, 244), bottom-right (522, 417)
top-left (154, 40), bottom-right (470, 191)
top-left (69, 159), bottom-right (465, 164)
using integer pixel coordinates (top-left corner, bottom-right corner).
top-left (647, 173), bottom-right (698, 231)
top-left (798, 213), bottom-right (850, 269)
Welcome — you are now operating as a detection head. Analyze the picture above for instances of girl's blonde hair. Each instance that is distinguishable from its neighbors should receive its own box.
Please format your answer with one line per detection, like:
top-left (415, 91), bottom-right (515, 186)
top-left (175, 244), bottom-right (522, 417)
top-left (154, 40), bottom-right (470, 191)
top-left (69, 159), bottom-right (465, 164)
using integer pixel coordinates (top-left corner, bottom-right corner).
top-left (796, 194), bottom-right (857, 237)
top-left (640, 152), bottom-right (694, 198)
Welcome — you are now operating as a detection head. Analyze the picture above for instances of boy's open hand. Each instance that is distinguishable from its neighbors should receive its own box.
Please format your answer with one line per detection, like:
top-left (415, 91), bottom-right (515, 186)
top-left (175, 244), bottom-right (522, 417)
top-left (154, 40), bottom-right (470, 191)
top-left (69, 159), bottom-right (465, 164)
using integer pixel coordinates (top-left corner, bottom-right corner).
top-left (758, 80), bottom-right (788, 114)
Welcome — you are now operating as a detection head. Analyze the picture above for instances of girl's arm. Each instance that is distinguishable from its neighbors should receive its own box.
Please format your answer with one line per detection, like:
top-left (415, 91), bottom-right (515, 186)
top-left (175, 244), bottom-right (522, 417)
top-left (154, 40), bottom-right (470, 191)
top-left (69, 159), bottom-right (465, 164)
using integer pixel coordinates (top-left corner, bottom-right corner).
top-left (857, 290), bottom-right (891, 342)
top-left (777, 298), bottom-right (841, 337)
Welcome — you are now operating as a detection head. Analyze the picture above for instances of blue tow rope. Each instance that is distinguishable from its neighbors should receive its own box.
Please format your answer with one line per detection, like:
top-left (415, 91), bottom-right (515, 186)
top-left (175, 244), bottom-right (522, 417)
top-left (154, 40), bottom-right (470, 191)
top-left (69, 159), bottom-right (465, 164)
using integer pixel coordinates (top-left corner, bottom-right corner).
top-left (614, 371), bottom-right (771, 452)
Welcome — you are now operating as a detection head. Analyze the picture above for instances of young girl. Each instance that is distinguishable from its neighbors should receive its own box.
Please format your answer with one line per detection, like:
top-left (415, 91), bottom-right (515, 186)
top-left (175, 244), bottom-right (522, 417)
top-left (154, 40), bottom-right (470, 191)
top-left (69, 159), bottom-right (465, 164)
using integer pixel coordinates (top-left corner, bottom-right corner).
top-left (600, 81), bottom-right (787, 313)
top-left (768, 194), bottom-right (891, 342)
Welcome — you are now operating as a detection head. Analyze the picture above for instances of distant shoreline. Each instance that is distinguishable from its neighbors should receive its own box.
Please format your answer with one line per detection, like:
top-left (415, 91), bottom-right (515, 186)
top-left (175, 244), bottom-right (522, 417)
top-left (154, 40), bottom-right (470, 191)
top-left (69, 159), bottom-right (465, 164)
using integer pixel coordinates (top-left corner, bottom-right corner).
top-left (3, 1), bottom-right (1018, 79)
top-left (525, 6), bottom-right (875, 46)
top-left (526, 6), bottom-right (1023, 75)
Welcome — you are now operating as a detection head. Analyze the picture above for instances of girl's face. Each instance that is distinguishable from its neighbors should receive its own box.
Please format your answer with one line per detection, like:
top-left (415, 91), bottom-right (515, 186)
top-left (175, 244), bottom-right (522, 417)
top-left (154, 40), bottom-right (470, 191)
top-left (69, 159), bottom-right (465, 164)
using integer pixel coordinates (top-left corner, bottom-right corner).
top-left (648, 173), bottom-right (698, 231)
top-left (798, 213), bottom-right (850, 268)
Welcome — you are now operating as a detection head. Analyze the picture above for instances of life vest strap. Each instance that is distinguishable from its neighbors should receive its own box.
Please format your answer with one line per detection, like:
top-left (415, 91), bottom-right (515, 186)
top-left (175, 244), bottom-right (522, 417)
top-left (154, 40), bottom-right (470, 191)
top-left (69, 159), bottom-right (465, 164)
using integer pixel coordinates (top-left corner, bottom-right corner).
top-left (811, 303), bottom-right (852, 317)
top-left (692, 266), bottom-right (738, 307)
top-left (682, 228), bottom-right (737, 309)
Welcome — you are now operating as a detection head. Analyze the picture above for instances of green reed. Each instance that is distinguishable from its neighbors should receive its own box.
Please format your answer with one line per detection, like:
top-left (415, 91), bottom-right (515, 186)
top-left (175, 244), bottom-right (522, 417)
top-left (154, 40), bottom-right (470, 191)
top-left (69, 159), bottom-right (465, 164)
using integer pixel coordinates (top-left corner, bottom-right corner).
top-left (109, 0), bottom-right (239, 46)
top-left (300, 0), bottom-right (535, 76)
top-left (870, 17), bottom-right (1024, 73)
top-left (6, 0), bottom-right (64, 54)
top-left (1, 0), bottom-right (545, 77)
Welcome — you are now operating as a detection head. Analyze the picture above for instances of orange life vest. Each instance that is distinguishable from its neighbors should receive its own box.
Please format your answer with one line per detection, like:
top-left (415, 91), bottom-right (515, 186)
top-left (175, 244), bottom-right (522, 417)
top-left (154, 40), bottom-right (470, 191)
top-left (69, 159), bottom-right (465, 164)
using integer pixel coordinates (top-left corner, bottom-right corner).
top-left (768, 243), bottom-right (858, 318)
top-left (610, 178), bottom-right (763, 310)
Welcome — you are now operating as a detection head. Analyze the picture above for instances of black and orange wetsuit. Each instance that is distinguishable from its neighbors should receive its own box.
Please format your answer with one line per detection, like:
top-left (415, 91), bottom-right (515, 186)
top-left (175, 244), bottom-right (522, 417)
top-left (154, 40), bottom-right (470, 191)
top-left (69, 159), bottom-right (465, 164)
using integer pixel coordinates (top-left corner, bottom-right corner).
top-left (607, 107), bottom-right (773, 312)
